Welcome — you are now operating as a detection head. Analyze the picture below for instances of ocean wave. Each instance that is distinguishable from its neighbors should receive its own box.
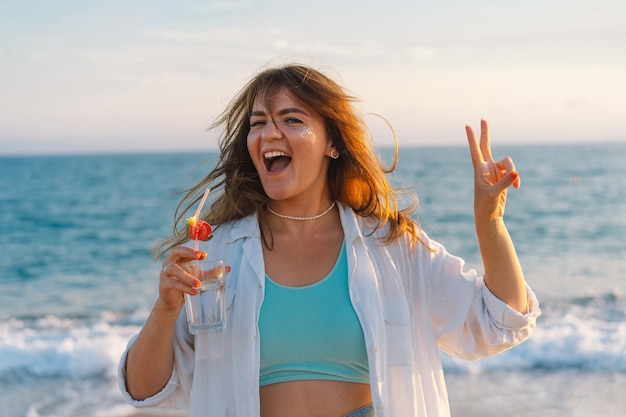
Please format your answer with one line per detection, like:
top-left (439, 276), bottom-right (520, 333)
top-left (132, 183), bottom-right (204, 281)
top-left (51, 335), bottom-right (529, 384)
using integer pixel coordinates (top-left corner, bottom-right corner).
top-left (2, 295), bottom-right (625, 383)
top-left (0, 313), bottom-right (145, 381)
top-left (443, 292), bottom-right (626, 373)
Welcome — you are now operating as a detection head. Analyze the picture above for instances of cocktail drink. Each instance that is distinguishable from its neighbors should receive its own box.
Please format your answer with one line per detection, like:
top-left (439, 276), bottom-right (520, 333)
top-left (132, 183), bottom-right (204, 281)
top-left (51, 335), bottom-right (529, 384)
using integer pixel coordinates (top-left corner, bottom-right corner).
top-left (184, 259), bottom-right (227, 334)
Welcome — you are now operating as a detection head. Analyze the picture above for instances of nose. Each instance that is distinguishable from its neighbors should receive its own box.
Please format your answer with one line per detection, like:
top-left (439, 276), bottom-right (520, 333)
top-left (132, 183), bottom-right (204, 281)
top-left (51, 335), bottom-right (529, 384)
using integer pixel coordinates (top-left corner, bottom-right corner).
top-left (260, 117), bottom-right (283, 141)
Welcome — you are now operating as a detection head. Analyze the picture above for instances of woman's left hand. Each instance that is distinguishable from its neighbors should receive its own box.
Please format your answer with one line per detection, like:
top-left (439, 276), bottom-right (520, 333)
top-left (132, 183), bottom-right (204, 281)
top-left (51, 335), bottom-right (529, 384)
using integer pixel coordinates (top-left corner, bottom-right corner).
top-left (466, 119), bottom-right (520, 222)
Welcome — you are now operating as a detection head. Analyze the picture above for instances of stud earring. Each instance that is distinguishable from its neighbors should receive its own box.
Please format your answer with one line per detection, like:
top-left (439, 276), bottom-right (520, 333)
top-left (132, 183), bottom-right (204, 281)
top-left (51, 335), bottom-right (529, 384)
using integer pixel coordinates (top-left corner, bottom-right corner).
top-left (330, 149), bottom-right (339, 159)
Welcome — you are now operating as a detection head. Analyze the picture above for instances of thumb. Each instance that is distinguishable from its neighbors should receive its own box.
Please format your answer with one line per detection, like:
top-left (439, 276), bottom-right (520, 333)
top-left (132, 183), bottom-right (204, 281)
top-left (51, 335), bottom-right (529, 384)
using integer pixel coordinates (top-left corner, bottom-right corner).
top-left (496, 171), bottom-right (521, 191)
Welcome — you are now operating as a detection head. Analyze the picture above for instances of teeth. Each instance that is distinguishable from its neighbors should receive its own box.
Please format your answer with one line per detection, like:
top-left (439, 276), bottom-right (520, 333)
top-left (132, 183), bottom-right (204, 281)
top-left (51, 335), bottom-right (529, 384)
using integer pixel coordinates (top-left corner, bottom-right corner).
top-left (264, 151), bottom-right (288, 159)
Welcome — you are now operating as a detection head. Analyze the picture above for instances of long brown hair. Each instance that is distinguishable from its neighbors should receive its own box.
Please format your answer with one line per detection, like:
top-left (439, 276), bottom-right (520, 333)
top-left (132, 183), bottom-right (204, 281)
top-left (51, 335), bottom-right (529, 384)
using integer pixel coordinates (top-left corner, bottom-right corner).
top-left (153, 64), bottom-right (420, 258)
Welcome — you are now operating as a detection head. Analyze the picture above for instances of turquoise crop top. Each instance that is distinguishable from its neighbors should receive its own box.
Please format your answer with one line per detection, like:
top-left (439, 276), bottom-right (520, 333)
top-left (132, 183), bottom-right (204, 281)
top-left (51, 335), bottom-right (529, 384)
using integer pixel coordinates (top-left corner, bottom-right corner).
top-left (258, 242), bottom-right (370, 387)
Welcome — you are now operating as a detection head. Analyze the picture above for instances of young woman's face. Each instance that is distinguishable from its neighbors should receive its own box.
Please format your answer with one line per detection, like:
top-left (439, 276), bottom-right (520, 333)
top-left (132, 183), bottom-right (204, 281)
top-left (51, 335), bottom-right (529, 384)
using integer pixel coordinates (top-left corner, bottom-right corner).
top-left (247, 87), bottom-right (334, 203)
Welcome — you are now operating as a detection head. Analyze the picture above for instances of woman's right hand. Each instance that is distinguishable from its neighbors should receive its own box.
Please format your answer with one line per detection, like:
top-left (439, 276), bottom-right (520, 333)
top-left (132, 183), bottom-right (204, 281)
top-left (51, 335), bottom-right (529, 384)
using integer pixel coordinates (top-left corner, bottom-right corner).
top-left (157, 246), bottom-right (207, 312)
top-left (126, 245), bottom-right (207, 400)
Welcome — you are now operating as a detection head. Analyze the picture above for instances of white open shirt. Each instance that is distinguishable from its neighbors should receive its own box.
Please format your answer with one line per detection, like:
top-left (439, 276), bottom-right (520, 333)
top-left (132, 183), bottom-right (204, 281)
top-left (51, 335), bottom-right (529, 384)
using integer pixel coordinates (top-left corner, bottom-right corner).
top-left (119, 203), bottom-right (540, 416)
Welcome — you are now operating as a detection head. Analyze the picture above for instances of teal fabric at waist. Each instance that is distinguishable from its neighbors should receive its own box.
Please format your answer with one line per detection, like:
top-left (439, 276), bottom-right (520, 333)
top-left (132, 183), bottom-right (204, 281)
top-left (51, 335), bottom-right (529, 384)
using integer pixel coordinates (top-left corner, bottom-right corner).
top-left (258, 242), bottom-right (369, 387)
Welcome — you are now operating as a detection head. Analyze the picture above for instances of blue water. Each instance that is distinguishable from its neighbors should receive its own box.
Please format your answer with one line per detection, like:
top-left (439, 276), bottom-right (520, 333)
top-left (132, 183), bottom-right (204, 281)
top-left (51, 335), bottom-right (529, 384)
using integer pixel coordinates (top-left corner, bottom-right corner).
top-left (1, 144), bottom-right (625, 416)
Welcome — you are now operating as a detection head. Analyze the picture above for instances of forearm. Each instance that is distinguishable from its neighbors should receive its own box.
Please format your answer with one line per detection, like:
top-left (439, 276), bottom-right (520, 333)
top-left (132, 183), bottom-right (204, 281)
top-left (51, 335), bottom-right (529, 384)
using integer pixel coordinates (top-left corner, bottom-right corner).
top-left (465, 119), bottom-right (528, 313)
top-left (476, 216), bottom-right (528, 313)
top-left (125, 299), bottom-right (181, 400)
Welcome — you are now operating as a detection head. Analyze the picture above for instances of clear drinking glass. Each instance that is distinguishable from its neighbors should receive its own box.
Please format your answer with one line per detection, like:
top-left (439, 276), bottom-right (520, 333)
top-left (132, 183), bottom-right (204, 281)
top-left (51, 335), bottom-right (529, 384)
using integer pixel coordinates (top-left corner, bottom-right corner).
top-left (183, 259), bottom-right (227, 334)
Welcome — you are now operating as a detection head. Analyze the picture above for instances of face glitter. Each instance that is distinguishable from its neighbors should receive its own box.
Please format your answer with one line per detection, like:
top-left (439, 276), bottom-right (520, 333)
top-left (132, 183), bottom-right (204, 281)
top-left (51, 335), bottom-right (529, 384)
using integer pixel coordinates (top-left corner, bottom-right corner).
top-left (298, 126), bottom-right (313, 138)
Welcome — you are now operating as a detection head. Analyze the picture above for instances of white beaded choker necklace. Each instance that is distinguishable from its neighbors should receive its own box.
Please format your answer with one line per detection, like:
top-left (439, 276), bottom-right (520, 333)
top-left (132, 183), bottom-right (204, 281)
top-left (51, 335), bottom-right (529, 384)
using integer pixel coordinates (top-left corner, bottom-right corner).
top-left (266, 201), bottom-right (336, 221)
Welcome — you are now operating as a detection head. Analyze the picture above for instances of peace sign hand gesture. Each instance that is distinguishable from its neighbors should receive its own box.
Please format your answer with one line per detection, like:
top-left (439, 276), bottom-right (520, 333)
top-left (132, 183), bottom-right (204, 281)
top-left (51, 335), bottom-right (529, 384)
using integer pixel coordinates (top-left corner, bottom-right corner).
top-left (466, 119), bottom-right (520, 222)
top-left (464, 119), bottom-right (528, 313)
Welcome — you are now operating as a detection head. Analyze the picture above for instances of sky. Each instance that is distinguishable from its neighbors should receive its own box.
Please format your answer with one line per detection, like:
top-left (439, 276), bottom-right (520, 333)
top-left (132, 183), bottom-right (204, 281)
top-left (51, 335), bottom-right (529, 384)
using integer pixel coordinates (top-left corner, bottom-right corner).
top-left (0, 0), bottom-right (624, 155)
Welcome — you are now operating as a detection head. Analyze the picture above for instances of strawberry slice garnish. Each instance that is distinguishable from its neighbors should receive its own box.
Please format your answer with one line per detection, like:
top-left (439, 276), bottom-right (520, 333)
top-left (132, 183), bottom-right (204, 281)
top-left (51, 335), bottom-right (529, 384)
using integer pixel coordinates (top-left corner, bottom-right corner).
top-left (185, 216), bottom-right (213, 241)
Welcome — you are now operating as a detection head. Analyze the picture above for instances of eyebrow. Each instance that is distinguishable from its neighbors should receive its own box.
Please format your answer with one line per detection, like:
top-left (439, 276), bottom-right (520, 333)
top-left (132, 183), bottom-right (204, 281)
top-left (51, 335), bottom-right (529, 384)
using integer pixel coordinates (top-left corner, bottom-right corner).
top-left (250, 107), bottom-right (308, 118)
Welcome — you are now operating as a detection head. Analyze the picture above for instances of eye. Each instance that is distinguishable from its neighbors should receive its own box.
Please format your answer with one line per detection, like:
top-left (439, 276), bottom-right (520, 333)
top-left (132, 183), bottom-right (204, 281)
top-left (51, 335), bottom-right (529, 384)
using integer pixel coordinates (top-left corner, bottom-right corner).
top-left (284, 117), bottom-right (303, 124)
top-left (250, 119), bottom-right (265, 128)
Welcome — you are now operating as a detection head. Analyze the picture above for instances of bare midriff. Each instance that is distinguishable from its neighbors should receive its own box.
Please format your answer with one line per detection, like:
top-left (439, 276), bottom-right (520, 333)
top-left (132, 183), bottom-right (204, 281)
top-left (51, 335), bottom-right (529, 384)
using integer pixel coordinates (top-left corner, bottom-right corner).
top-left (260, 380), bottom-right (372, 417)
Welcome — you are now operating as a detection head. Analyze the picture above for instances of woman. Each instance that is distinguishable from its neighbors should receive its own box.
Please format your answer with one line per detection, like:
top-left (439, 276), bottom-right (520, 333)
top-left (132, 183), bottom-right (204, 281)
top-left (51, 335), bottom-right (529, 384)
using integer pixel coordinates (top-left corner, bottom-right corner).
top-left (119, 64), bottom-right (540, 416)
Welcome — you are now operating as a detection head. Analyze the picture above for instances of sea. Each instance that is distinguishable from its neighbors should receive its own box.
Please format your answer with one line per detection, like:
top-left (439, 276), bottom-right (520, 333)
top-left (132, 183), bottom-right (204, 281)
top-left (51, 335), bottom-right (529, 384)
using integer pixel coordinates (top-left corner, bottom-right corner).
top-left (1, 143), bottom-right (625, 417)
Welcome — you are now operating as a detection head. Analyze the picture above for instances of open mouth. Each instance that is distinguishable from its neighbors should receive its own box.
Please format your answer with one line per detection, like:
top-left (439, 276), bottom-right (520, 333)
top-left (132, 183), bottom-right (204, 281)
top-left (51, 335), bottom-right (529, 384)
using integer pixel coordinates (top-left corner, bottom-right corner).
top-left (264, 151), bottom-right (292, 173)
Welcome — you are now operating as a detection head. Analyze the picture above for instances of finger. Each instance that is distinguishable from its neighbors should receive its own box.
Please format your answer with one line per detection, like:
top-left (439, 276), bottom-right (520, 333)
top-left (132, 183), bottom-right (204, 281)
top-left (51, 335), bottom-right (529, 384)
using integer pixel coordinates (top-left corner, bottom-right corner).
top-left (161, 262), bottom-right (202, 289)
top-left (495, 170), bottom-right (521, 192)
top-left (498, 157), bottom-right (516, 174)
top-left (162, 246), bottom-right (206, 268)
top-left (511, 171), bottom-right (521, 188)
top-left (480, 119), bottom-right (494, 163)
top-left (497, 157), bottom-right (521, 188)
top-left (161, 274), bottom-right (200, 296)
top-left (465, 124), bottom-right (484, 167)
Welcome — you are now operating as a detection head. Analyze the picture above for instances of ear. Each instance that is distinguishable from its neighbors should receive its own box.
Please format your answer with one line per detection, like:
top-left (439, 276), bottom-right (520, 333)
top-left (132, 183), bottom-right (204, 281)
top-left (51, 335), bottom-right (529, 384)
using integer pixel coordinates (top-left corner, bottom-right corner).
top-left (325, 141), bottom-right (334, 156)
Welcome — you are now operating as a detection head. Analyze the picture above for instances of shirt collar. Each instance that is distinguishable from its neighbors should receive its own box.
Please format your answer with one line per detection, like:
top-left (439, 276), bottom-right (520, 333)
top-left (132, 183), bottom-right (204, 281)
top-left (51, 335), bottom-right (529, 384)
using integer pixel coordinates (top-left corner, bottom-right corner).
top-left (219, 212), bottom-right (261, 243)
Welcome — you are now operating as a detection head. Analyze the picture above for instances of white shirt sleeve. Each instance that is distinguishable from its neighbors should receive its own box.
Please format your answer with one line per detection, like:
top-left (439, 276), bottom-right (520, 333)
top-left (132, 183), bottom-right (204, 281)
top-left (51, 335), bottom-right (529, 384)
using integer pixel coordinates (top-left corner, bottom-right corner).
top-left (419, 232), bottom-right (541, 360)
top-left (117, 314), bottom-right (195, 409)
